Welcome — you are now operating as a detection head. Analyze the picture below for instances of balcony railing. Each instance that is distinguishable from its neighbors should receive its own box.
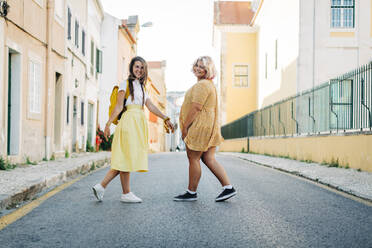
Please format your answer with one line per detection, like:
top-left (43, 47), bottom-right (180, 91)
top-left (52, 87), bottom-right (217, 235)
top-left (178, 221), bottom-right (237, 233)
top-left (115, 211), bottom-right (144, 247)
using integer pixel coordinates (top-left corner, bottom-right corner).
top-left (221, 61), bottom-right (372, 139)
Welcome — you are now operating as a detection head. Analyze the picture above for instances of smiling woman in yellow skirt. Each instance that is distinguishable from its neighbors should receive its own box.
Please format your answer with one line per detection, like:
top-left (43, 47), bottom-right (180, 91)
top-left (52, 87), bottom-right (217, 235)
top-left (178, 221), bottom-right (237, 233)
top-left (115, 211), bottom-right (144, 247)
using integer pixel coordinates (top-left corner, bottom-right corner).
top-left (92, 56), bottom-right (174, 203)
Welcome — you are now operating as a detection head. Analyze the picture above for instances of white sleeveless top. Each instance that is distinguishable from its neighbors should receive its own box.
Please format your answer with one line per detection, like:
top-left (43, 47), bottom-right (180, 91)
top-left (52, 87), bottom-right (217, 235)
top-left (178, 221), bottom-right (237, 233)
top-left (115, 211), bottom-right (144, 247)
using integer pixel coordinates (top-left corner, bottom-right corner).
top-left (118, 79), bottom-right (149, 106)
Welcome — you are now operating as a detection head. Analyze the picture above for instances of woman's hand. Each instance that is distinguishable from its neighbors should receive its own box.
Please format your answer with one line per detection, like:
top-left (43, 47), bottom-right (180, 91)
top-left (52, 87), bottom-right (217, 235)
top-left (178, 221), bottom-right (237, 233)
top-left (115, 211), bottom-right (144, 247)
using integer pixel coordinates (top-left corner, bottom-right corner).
top-left (164, 119), bottom-right (175, 133)
top-left (104, 123), bottom-right (111, 141)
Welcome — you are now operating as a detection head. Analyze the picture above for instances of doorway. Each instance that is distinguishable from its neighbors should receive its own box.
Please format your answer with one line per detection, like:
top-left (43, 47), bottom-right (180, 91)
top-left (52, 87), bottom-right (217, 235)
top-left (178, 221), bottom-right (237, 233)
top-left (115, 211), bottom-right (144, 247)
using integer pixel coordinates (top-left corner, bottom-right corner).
top-left (87, 102), bottom-right (94, 148)
top-left (7, 51), bottom-right (21, 156)
top-left (72, 96), bottom-right (78, 152)
top-left (54, 72), bottom-right (63, 150)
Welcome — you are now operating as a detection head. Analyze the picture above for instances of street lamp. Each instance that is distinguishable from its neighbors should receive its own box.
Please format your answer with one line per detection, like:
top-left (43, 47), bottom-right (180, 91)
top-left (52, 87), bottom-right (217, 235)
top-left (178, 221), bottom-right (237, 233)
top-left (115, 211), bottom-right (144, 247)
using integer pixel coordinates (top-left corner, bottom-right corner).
top-left (141, 21), bottom-right (153, 28)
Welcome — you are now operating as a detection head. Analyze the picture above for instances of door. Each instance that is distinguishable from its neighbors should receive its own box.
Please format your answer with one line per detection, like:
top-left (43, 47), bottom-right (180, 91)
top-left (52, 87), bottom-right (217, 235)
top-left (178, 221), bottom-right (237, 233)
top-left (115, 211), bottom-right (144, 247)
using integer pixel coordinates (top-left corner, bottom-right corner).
top-left (7, 51), bottom-right (21, 155)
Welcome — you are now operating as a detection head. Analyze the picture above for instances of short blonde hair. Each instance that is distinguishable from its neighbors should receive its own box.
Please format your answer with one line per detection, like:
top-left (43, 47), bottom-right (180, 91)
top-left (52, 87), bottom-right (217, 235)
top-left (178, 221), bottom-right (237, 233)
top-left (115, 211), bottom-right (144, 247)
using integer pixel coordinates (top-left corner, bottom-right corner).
top-left (192, 56), bottom-right (217, 80)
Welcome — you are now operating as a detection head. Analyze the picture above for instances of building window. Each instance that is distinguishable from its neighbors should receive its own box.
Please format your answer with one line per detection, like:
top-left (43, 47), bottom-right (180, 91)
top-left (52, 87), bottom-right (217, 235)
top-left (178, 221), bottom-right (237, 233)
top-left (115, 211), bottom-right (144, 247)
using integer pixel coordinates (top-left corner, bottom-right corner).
top-left (81, 101), bottom-right (84, 125)
top-left (331, 0), bottom-right (354, 28)
top-left (96, 49), bottom-right (102, 73)
top-left (75, 20), bottom-right (79, 47)
top-left (233, 65), bottom-right (249, 87)
top-left (29, 60), bottom-right (42, 114)
top-left (82, 30), bottom-right (86, 55)
top-left (67, 8), bottom-right (71, 40)
top-left (90, 40), bottom-right (94, 75)
top-left (66, 95), bottom-right (70, 124)
top-left (275, 40), bottom-right (278, 70)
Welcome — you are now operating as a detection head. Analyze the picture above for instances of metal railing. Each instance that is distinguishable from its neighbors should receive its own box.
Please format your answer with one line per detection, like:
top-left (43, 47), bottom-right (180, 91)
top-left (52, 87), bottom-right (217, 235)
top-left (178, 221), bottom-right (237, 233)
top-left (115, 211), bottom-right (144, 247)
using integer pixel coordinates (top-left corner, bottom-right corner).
top-left (221, 61), bottom-right (372, 139)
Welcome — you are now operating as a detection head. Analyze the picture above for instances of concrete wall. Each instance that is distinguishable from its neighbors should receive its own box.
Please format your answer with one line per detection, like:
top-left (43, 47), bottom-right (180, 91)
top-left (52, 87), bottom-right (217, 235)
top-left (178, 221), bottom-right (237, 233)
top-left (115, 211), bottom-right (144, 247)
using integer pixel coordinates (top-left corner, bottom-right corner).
top-left (219, 134), bottom-right (372, 172)
top-left (254, 0), bottom-right (299, 109)
top-left (64, 0), bottom-right (89, 152)
top-left (219, 137), bottom-right (248, 153)
top-left (298, 0), bottom-right (372, 93)
top-left (117, 28), bottom-right (135, 83)
top-left (2, 0), bottom-right (49, 162)
top-left (85, 0), bottom-right (103, 148)
top-left (99, 13), bottom-right (119, 131)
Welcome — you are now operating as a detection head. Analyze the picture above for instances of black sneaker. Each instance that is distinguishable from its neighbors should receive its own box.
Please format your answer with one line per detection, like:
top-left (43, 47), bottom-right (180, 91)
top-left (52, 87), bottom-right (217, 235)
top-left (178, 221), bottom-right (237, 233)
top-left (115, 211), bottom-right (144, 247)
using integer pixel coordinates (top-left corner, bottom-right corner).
top-left (215, 187), bottom-right (237, 202)
top-left (173, 192), bottom-right (198, 202)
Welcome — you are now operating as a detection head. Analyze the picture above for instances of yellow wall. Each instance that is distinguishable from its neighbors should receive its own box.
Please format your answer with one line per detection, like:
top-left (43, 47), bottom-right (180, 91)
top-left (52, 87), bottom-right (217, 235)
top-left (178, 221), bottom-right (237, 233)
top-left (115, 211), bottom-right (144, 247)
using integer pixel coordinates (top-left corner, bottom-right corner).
top-left (219, 134), bottom-right (372, 172)
top-left (147, 66), bottom-right (167, 153)
top-left (225, 32), bottom-right (258, 123)
top-left (219, 138), bottom-right (248, 152)
top-left (253, 135), bottom-right (371, 172)
top-left (330, 32), bottom-right (355, 38)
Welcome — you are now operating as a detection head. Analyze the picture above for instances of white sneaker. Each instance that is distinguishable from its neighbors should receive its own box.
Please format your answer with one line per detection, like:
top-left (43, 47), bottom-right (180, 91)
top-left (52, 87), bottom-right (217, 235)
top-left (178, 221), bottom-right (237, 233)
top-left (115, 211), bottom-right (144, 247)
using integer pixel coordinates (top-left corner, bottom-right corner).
top-left (92, 183), bottom-right (105, 201)
top-left (120, 192), bottom-right (142, 203)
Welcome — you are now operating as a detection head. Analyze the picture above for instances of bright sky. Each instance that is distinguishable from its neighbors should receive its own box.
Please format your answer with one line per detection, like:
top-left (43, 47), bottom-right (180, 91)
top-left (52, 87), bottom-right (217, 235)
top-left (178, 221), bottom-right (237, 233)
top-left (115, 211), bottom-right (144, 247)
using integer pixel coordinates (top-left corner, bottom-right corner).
top-left (100, 0), bottom-right (217, 92)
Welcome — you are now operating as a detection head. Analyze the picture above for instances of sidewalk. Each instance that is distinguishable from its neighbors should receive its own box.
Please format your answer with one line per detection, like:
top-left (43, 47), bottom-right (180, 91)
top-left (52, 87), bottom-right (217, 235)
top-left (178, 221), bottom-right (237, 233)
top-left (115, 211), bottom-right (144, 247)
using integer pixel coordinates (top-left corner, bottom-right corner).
top-left (0, 152), bottom-right (111, 211)
top-left (222, 152), bottom-right (372, 202)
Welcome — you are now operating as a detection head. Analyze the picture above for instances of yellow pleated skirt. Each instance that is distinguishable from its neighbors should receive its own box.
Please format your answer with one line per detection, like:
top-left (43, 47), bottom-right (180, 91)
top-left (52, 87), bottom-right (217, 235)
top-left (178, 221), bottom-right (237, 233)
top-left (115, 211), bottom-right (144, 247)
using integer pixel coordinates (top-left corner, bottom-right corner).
top-left (111, 105), bottom-right (148, 172)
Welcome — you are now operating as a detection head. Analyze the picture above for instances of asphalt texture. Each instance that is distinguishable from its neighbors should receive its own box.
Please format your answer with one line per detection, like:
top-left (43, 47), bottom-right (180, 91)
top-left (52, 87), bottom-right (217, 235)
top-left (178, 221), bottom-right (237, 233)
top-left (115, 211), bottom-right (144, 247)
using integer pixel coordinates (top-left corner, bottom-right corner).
top-left (0, 152), bottom-right (372, 248)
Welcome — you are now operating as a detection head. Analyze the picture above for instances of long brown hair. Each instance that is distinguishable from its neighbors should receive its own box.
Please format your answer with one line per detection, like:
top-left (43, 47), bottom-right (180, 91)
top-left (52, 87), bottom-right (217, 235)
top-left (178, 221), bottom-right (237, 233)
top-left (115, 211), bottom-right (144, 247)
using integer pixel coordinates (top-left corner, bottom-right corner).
top-left (127, 56), bottom-right (148, 107)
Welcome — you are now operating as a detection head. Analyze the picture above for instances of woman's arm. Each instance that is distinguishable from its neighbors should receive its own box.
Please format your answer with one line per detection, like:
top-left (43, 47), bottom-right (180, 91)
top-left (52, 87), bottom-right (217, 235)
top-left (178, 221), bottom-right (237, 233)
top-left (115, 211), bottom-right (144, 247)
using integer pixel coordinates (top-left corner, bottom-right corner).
top-left (104, 91), bottom-right (125, 140)
top-left (181, 102), bottom-right (202, 140)
top-left (145, 98), bottom-right (175, 132)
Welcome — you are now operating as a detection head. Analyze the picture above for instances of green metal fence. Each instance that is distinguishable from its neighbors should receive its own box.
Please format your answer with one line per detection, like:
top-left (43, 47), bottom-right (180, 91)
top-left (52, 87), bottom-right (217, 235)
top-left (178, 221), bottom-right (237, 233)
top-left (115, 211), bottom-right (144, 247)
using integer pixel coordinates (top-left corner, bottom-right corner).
top-left (221, 61), bottom-right (372, 139)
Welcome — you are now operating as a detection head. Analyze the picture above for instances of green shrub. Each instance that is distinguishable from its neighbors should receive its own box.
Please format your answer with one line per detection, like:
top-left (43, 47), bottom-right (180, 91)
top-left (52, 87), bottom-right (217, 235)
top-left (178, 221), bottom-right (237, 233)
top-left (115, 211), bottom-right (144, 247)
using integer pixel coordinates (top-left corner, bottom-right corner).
top-left (86, 141), bottom-right (95, 153)
top-left (0, 157), bottom-right (6, 170)
top-left (26, 157), bottom-right (37, 165)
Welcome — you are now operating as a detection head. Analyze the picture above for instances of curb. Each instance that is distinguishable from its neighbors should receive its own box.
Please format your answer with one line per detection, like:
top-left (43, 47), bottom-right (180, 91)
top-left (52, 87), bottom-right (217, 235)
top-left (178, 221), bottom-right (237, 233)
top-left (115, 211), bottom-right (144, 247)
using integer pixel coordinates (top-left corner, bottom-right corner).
top-left (223, 153), bottom-right (372, 203)
top-left (0, 155), bottom-right (111, 211)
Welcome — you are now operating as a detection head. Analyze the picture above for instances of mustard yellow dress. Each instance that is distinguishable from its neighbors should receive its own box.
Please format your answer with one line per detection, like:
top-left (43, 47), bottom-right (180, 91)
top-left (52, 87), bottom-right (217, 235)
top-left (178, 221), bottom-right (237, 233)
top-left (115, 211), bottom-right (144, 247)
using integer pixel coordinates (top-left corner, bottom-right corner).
top-left (180, 79), bottom-right (224, 152)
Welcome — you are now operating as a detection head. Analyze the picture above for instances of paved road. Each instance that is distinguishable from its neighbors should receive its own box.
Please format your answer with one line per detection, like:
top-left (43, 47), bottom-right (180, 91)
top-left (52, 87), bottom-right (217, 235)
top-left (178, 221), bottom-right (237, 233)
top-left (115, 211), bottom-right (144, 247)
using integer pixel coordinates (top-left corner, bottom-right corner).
top-left (1, 153), bottom-right (372, 248)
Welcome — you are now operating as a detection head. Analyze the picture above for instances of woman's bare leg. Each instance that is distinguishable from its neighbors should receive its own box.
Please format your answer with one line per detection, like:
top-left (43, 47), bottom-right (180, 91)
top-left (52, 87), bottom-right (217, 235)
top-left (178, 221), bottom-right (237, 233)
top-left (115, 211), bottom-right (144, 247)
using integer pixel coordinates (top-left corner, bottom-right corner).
top-left (201, 147), bottom-right (230, 186)
top-left (186, 146), bottom-right (203, 192)
top-left (119, 172), bottom-right (130, 194)
top-left (100, 169), bottom-right (119, 188)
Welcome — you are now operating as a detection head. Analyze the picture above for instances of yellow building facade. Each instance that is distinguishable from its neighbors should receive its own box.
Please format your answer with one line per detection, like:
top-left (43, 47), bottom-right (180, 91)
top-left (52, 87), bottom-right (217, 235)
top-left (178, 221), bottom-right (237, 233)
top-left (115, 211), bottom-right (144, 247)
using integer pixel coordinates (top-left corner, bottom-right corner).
top-left (1, 0), bottom-right (66, 162)
top-left (218, 0), bottom-right (372, 173)
top-left (213, 1), bottom-right (258, 125)
top-left (147, 61), bottom-right (167, 153)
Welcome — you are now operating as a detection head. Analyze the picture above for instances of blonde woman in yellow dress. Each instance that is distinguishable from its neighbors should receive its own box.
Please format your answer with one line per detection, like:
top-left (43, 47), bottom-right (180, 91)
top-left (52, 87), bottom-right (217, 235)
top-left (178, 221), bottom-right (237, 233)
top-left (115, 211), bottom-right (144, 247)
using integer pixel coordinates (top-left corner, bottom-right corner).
top-left (93, 56), bottom-right (174, 203)
top-left (174, 56), bottom-right (236, 202)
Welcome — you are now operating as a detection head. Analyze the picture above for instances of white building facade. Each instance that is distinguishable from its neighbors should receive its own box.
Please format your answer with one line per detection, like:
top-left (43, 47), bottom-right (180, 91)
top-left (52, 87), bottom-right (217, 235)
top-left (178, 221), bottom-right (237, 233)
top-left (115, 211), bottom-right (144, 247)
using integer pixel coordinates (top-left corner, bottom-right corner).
top-left (253, 0), bottom-right (372, 108)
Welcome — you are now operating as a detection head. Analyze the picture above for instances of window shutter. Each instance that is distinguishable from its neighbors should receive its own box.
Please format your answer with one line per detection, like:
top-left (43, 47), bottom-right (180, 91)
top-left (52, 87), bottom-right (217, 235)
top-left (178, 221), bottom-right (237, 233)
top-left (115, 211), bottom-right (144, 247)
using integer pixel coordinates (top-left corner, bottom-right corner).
top-left (67, 8), bottom-right (71, 40)
top-left (91, 41), bottom-right (94, 75)
top-left (81, 101), bottom-right (84, 125)
top-left (66, 95), bottom-right (70, 124)
top-left (96, 49), bottom-right (102, 73)
top-left (82, 30), bottom-right (85, 55)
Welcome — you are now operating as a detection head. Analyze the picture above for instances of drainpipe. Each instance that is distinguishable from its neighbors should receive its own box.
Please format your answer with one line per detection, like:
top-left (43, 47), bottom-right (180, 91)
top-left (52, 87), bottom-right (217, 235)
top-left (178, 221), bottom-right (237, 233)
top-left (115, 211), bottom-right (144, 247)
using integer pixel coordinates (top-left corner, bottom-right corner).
top-left (44, 0), bottom-right (53, 159)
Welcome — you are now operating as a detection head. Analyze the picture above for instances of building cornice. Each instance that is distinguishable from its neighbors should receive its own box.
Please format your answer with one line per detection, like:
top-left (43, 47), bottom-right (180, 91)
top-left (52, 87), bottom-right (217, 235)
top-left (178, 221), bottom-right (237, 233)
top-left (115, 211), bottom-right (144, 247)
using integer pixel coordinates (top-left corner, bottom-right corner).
top-left (250, 0), bottom-right (264, 26)
top-left (119, 24), bottom-right (136, 44)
